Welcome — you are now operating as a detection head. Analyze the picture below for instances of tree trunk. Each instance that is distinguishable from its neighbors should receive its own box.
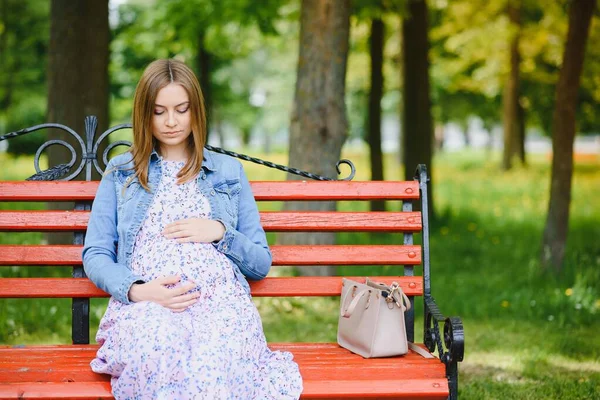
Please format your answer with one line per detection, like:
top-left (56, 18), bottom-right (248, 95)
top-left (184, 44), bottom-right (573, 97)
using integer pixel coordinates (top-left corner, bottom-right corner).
top-left (517, 100), bottom-right (526, 165)
top-left (501, 0), bottom-right (521, 170)
top-left (47, 0), bottom-right (109, 245)
top-left (197, 30), bottom-right (212, 140)
top-left (279, 0), bottom-right (350, 276)
top-left (434, 124), bottom-right (445, 152)
top-left (462, 121), bottom-right (470, 148)
top-left (402, 0), bottom-right (434, 217)
top-left (368, 18), bottom-right (385, 212)
top-left (541, 0), bottom-right (595, 272)
top-left (47, 0), bottom-right (109, 179)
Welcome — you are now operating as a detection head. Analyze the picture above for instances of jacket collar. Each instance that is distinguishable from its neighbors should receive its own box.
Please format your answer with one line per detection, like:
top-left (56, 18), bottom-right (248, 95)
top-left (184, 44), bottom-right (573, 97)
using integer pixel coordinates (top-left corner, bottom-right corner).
top-left (150, 148), bottom-right (217, 172)
top-left (201, 149), bottom-right (217, 172)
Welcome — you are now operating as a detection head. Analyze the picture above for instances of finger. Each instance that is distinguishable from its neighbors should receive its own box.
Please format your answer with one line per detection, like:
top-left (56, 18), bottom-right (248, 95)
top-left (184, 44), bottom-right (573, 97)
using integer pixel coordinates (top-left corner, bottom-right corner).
top-left (163, 220), bottom-right (185, 232)
top-left (169, 230), bottom-right (192, 239)
top-left (167, 291), bottom-right (199, 304)
top-left (156, 275), bottom-right (180, 285)
top-left (167, 302), bottom-right (196, 313)
top-left (175, 236), bottom-right (196, 243)
top-left (168, 298), bottom-right (199, 311)
top-left (171, 282), bottom-right (198, 296)
top-left (163, 225), bottom-right (184, 235)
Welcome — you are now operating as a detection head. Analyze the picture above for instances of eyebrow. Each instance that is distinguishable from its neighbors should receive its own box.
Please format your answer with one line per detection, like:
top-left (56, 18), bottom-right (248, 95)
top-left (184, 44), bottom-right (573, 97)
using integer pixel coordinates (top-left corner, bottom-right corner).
top-left (154, 101), bottom-right (190, 108)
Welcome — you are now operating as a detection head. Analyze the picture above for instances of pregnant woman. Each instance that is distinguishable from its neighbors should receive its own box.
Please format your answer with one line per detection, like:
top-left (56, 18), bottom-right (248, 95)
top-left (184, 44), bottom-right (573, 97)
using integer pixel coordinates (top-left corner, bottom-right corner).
top-left (82, 59), bottom-right (302, 400)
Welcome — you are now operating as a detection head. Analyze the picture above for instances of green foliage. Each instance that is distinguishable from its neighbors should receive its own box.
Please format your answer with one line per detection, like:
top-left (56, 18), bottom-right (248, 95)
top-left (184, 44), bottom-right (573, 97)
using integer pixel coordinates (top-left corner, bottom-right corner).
top-left (109, 0), bottom-right (295, 150)
top-left (0, 0), bottom-right (49, 155)
top-left (430, 0), bottom-right (600, 135)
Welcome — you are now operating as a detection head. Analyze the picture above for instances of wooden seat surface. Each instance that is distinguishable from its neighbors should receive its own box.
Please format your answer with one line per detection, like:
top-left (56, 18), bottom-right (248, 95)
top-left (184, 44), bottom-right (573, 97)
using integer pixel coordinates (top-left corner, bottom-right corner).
top-left (0, 344), bottom-right (448, 399)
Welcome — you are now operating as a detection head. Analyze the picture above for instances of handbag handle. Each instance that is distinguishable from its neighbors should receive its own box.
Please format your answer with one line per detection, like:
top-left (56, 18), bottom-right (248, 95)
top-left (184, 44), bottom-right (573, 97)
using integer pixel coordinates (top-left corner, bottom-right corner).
top-left (340, 285), bottom-right (411, 318)
top-left (340, 288), bottom-right (369, 318)
top-left (366, 278), bottom-right (412, 312)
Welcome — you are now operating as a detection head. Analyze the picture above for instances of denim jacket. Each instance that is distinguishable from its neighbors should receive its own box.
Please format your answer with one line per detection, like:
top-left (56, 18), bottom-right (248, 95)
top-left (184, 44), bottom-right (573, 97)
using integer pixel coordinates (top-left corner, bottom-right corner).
top-left (82, 149), bottom-right (271, 304)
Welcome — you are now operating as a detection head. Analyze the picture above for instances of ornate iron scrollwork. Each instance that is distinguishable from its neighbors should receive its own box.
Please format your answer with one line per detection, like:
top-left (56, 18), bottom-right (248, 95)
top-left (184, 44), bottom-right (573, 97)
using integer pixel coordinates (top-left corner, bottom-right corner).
top-left (424, 297), bottom-right (464, 365)
top-left (0, 116), bottom-right (356, 182)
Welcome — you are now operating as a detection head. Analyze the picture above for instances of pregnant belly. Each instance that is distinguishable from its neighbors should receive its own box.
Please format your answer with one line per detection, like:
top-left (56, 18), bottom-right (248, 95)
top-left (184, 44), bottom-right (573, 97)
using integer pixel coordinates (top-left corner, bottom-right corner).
top-left (132, 238), bottom-right (235, 285)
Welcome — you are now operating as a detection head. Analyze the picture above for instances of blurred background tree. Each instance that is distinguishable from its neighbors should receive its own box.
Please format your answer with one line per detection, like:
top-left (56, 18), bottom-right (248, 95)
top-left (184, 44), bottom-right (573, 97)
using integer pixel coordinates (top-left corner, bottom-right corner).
top-left (278, 0), bottom-right (351, 277)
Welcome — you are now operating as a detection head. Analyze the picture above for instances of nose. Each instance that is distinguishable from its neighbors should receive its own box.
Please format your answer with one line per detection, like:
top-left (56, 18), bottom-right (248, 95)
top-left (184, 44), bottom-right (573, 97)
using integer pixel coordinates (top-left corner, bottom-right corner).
top-left (165, 111), bottom-right (177, 127)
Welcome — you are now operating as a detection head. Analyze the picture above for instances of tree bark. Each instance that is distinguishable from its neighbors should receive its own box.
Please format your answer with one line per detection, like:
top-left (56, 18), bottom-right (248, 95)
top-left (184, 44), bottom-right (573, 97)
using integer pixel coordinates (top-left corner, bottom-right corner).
top-left (502, 0), bottom-right (521, 170)
top-left (368, 18), bottom-right (385, 212)
top-left (402, 0), bottom-right (434, 217)
top-left (47, 0), bottom-right (109, 178)
top-left (541, 0), bottom-right (595, 272)
top-left (47, 0), bottom-right (109, 245)
top-left (517, 100), bottom-right (526, 165)
top-left (461, 121), bottom-right (470, 148)
top-left (279, 0), bottom-right (350, 276)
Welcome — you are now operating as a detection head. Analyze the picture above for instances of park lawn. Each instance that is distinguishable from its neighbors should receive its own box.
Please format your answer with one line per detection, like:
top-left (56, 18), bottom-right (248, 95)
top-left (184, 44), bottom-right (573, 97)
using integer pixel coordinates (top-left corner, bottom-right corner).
top-left (0, 148), bottom-right (599, 399)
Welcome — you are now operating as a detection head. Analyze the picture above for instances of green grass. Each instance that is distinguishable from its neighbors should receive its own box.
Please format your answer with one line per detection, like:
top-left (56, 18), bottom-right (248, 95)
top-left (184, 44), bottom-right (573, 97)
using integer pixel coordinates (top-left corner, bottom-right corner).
top-left (1, 149), bottom-right (599, 399)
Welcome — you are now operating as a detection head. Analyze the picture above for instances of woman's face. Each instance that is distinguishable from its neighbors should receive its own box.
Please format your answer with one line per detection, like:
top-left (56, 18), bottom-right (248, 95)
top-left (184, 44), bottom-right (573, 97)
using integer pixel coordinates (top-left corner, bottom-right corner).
top-left (152, 82), bottom-right (192, 160)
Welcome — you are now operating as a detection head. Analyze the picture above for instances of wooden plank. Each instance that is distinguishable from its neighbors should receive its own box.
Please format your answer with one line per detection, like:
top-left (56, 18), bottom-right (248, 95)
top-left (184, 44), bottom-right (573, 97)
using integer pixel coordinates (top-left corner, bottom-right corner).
top-left (0, 276), bottom-right (423, 298)
top-left (0, 354), bottom-right (444, 383)
top-left (0, 381), bottom-right (447, 400)
top-left (0, 211), bottom-right (422, 232)
top-left (250, 181), bottom-right (420, 201)
top-left (0, 343), bottom-right (435, 360)
top-left (300, 380), bottom-right (448, 399)
top-left (0, 245), bottom-right (422, 266)
top-left (0, 382), bottom-right (113, 400)
top-left (260, 211), bottom-right (422, 232)
top-left (0, 181), bottom-right (420, 202)
top-left (0, 211), bottom-right (89, 231)
top-left (0, 182), bottom-right (98, 202)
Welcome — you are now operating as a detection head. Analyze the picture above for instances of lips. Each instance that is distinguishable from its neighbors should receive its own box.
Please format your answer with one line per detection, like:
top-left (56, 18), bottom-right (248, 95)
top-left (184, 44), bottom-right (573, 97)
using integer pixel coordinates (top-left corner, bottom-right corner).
top-left (163, 131), bottom-right (182, 135)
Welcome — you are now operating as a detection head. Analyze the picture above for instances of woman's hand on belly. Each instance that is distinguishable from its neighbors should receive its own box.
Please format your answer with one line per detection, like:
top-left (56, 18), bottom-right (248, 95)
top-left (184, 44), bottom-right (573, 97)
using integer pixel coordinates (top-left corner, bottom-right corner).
top-left (128, 275), bottom-right (200, 312)
top-left (162, 218), bottom-right (225, 243)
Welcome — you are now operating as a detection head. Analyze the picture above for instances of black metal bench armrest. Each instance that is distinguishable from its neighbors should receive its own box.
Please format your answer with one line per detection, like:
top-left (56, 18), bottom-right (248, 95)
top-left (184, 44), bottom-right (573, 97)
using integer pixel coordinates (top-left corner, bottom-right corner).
top-left (424, 296), bottom-right (464, 364)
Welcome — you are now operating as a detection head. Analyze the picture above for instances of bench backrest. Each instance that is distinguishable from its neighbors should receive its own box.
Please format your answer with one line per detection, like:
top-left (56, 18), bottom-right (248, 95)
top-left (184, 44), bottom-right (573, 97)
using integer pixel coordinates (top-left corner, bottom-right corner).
top-left (0, 174), bottom-right (431, 344)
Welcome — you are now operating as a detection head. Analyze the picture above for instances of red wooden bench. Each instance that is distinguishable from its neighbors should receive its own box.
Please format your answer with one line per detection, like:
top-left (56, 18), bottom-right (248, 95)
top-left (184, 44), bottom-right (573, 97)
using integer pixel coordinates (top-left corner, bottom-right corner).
top-left (0, 118), bottom-right (464, 399)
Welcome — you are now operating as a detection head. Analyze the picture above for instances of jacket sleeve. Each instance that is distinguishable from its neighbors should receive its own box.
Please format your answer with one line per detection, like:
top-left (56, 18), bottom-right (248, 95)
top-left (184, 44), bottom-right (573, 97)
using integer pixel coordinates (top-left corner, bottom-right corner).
top-left (212, 162), bottom-right (272, 280)
top-left (82, 163), bottom-right (145, 304)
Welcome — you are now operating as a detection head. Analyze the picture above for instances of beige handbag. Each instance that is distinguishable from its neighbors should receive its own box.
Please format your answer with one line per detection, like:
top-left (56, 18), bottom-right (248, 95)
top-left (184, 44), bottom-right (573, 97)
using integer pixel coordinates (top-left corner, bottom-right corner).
top-left (337, 277), bottom-right (432, 359)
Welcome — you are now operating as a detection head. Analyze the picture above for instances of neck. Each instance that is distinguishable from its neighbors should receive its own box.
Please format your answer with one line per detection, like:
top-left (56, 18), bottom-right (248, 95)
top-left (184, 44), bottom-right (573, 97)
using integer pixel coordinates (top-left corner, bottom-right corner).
top-left (159, 146), bottom-right (188, 161)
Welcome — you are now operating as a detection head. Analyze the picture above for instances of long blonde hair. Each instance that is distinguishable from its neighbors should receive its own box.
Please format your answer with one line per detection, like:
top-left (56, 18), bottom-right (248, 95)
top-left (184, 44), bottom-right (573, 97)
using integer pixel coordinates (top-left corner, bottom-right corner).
top-left (131, 59), bottom-right (207, 190)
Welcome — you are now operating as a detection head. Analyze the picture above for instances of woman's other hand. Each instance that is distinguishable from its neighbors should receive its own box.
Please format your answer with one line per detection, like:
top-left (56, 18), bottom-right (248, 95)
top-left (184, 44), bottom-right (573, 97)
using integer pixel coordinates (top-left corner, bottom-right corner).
top-left (128, 275), bottom-right (199, 312)
top-left (162, 218), bottom-right (225, 243)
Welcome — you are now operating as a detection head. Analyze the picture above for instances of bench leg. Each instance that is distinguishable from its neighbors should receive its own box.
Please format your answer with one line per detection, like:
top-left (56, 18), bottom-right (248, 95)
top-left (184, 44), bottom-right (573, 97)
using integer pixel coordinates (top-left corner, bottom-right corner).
top-left (446, 360), bottom-right (458, 400)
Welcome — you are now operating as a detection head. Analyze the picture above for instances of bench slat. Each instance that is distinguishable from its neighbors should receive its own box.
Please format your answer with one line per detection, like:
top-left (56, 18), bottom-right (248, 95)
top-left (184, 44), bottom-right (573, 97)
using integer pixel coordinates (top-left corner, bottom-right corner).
top-left (0, 181), bottom-right (420, 202)
top-left (0, 344), bottom-right (448, 399)
top-left (0, 381), bottom-right (448, 400)
top-left (0, 245), bottom-right (422, 266)
top-left (0, 277), bottom-right (423, 297)
top-left (0, 211), bottom-right (422, 232)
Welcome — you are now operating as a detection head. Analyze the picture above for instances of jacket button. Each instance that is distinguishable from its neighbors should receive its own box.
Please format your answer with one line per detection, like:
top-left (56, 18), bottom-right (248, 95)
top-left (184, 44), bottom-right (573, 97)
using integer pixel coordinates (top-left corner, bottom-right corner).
top-left (210, 190), bottom-right (215, 196)
top-left (223, 244), bottom-right (228, 250)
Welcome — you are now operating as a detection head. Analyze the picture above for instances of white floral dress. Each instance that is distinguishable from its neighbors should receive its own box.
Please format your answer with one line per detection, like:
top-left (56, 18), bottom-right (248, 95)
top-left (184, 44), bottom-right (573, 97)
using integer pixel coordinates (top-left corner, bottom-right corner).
top-left (91, 160), bottom-right (303, 400)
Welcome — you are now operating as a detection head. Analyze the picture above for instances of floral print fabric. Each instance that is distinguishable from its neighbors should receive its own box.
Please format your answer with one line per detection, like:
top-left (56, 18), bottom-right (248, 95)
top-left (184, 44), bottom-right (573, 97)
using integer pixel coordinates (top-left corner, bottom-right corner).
top-left (91, 160), bottom-right (302, 399)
